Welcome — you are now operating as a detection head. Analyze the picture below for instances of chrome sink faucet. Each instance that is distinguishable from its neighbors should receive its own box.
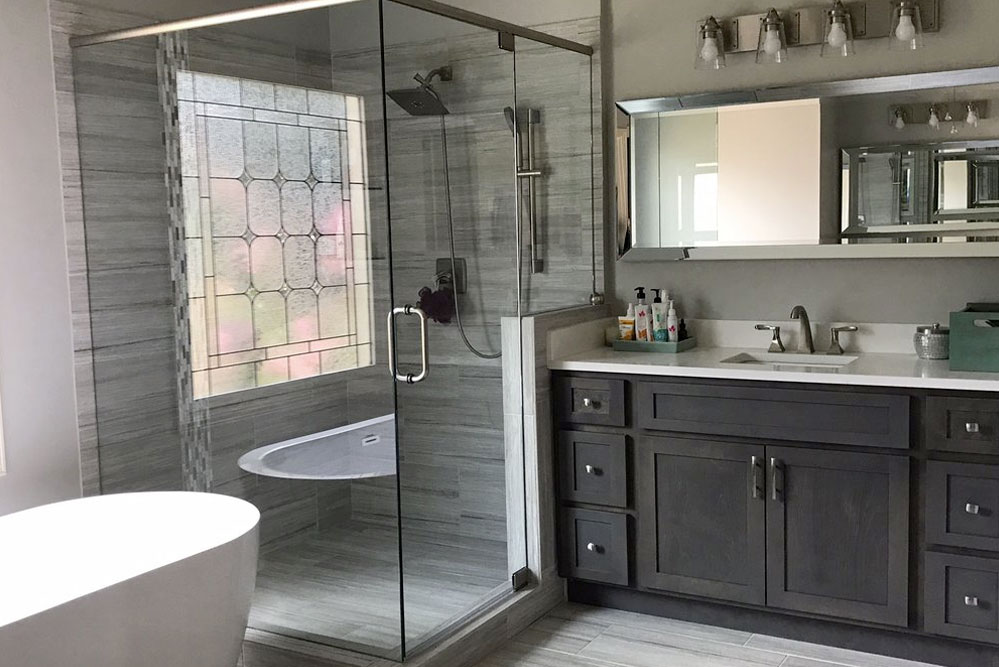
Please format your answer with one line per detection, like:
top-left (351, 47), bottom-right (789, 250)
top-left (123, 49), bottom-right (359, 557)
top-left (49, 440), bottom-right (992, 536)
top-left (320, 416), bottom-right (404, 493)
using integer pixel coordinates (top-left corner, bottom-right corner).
top-left (790, 305), bottom-right (814, 354)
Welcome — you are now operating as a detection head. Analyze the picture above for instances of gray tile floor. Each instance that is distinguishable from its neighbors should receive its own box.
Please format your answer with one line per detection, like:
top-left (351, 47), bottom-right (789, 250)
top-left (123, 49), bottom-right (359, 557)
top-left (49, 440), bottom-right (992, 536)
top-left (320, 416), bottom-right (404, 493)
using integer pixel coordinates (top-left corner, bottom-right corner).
top-left (475, 603), bottom-right (947, 667)
top-left (251, 520), bottom-right (508, 657)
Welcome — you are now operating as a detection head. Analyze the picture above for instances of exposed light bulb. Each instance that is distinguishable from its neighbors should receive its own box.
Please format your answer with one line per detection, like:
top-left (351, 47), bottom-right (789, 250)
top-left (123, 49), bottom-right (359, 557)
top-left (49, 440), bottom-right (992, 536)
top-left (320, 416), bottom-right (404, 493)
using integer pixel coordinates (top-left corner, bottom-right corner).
top-left (827, 22), bottom-right (848, 49)
top-left (894, 112), bottom-right (906, 131)
top-left (700, 36), bottom-right (720, 63)
top-left (928, 109), bottom-right (940, 129)
top-left (967, 106), bottom-right (980, 127)
top-left (895, 15), bottom-right (917, 42)
top-left (763, 27), bottom-right (783, 56)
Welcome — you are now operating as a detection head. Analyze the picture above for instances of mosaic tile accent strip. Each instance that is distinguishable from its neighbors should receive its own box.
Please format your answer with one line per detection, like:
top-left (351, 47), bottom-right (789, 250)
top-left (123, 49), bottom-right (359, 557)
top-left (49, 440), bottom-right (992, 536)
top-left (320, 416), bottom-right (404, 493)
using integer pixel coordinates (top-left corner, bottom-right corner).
top-left (158, 33), bottom-right (212, 492)
top-left (176, 71), bottom-right (373, 399)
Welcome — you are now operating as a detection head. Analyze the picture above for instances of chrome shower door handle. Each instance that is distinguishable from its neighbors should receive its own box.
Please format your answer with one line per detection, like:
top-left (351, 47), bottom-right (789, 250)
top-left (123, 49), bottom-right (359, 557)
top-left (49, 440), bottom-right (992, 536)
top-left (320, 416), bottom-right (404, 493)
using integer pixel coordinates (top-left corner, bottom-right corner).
top-left (386, 305), bottom-right (430, 384)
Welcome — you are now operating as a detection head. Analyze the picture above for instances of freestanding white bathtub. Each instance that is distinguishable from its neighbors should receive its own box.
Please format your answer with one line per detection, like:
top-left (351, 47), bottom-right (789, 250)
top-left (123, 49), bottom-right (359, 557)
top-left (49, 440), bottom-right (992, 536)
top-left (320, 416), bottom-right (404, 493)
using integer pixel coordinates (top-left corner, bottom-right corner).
top-left (0, 492), bottom-right (259, 667)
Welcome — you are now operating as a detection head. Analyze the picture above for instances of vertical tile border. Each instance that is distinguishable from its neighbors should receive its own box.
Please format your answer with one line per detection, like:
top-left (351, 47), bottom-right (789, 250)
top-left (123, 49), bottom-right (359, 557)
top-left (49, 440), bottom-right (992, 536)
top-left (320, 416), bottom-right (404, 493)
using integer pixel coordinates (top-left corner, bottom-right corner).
top-left (158, 32), bottom-right (213, 492)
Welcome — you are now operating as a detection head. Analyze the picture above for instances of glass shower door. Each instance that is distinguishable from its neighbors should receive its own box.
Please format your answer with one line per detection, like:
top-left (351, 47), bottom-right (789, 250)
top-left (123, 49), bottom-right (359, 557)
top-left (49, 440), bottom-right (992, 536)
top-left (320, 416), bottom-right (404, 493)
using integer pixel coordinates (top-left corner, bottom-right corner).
top-left (513, 36), bottom-right (599, 314)
top-left (380, 1), bottom-right (526, 657)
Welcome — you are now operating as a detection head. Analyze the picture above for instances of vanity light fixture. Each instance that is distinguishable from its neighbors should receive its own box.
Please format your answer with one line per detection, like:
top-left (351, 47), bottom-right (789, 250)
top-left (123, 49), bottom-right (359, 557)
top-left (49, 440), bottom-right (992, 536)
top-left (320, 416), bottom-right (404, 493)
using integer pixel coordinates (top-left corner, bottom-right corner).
top-left (892, 108), bottom-right (906, 131)
top-left (890, 0), bottom-right (924, 50)
top-left (757, 9), bottom-right (789, 64)
top-left (822, 1), bottom-right (855, 58)
top-left (928, 106), bottom-right (941, 130)
top-left (696, 16), bottom-right (727, 70)
top-left (966, 104), bottom-right (981, 127)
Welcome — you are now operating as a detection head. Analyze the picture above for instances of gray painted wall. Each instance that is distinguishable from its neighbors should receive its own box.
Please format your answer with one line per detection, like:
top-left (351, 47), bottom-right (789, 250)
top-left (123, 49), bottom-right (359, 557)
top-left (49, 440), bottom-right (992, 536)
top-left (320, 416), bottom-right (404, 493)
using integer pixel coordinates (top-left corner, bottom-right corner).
top-left (0, 0), bottom-right (82, 515)
top-left (608, 0), bottom-right (999, 324)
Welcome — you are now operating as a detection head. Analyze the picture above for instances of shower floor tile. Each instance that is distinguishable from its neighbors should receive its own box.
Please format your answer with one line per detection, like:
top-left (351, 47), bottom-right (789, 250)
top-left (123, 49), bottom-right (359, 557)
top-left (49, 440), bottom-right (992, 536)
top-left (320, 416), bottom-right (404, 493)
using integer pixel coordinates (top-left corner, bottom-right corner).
top-left (249, 520), bottom-right (509, 658)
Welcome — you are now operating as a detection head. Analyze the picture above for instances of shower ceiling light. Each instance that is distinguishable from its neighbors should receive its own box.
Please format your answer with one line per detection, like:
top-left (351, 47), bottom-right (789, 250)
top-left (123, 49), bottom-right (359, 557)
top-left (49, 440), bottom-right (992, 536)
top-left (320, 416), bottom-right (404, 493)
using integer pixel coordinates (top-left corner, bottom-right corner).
top-left (696, 16), bottom-right (727, 70)
top-left (756, 9), bottom-right (789, 65)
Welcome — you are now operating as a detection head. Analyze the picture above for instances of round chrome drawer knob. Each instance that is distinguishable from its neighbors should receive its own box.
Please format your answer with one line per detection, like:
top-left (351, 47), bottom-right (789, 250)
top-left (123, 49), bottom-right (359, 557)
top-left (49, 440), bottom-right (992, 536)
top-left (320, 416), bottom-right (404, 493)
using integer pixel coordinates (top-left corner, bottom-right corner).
top-left (966, 422), bottom-right (982, 434)
top-left (584, 464), bottom-right (601, 475)
top-left (965, 596), bottom-right (980, 608)
top-left (585, 542), bottom-right (602, 553)
top-left (966, 503), bottom-right (981, 515)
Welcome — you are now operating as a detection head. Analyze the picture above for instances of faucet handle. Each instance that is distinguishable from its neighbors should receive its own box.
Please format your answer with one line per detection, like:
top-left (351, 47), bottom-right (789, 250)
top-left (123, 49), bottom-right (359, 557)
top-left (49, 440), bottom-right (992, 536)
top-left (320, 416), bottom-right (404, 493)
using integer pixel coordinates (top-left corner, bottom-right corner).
top-left (828, 325), bottom-right (859, 356)
top-left (755, 324), bottom-right (786, 353)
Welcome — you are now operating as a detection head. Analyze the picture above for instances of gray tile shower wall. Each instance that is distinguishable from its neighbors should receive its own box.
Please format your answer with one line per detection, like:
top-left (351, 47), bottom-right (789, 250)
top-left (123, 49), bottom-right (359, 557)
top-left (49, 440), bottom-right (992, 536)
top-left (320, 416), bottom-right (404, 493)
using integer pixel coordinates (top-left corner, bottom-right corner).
top-left (52, 1), bottom-right (391, 545)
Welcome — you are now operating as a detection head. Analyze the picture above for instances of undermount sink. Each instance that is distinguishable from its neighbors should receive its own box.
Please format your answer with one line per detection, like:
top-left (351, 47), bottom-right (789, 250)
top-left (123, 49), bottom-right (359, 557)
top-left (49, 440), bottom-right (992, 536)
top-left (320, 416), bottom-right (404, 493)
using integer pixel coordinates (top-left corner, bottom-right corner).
top-left (721, 352), bottom-right (859, 369)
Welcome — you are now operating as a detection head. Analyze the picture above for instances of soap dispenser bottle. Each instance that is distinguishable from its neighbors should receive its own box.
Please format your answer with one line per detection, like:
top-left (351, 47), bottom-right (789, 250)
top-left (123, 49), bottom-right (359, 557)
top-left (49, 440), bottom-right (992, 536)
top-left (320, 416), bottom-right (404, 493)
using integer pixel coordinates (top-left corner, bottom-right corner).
top-left (651, 289), bottom-right (668, 342)
top-left (634, 287), bottom-right (651, 342)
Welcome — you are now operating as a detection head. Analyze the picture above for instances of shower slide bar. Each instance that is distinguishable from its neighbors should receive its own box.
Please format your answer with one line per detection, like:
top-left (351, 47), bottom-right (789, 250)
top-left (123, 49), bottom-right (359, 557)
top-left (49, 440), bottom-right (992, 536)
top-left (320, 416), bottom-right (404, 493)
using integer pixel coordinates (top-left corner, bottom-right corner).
top-left (517, 109), bottom-right (544, 275)
top-left (68, 0), bottom-right (594, 56)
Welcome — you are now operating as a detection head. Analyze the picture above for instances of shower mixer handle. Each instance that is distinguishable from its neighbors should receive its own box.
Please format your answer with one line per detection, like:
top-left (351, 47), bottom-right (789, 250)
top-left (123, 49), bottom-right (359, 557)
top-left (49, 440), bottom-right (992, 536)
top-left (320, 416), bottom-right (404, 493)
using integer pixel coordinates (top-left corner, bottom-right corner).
top-left (387, 305), bottom-right (430, 384)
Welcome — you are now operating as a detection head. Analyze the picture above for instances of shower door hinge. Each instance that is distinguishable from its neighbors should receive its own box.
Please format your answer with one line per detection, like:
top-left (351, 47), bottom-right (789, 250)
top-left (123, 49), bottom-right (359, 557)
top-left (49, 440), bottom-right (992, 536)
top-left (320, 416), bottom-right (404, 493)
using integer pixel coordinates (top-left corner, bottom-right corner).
top-left (498, 31), bottom-right (515, 52)
top-left (511, 567), bottom-right (532, 591)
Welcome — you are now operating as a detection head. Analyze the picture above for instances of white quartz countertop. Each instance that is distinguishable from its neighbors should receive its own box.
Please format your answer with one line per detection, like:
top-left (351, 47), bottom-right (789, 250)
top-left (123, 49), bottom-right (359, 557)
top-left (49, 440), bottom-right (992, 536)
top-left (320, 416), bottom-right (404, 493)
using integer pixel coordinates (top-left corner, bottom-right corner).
top-left (549, 345), bottom-right (999, 392)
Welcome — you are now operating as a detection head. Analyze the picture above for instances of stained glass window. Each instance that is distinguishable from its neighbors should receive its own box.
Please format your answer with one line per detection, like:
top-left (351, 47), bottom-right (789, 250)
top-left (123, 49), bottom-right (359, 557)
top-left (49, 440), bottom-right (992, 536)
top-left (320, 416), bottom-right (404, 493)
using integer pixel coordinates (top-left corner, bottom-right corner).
top-left (177, 72), bottom-right (373, 399)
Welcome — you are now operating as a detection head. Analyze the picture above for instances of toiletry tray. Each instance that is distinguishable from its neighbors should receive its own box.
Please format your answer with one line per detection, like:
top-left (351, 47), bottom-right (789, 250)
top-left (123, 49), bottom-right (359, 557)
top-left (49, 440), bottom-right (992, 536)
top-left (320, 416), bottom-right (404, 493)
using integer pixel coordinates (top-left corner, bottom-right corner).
top-left (612, 337), bottom-right (697, 354)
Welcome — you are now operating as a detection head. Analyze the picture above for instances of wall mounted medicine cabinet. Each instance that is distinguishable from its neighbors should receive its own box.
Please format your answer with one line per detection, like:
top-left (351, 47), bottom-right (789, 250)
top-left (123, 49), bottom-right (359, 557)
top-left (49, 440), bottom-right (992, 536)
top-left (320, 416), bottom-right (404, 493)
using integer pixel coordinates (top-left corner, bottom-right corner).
top-left (616, 66), bottom-right (999, 261)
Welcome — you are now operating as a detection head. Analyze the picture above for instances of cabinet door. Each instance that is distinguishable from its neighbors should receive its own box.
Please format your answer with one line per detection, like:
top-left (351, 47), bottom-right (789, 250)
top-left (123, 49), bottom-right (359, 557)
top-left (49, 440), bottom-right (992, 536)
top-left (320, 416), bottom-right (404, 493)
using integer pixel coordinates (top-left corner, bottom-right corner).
top-left (637, 436), bottom-right (766, 605)
top-left (766, 447), bottom-right (909, 626)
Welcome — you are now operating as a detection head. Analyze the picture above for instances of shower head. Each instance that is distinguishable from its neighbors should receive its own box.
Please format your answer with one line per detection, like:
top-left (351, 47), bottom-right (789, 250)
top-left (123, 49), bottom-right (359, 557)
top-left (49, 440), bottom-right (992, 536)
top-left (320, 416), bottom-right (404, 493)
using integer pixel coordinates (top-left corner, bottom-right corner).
top-left (388, 86), bottom-right (450, 116)
top-left (388, 65), bottom-right (452, 116)
top-left (504, 106), bottom-right (516, 135)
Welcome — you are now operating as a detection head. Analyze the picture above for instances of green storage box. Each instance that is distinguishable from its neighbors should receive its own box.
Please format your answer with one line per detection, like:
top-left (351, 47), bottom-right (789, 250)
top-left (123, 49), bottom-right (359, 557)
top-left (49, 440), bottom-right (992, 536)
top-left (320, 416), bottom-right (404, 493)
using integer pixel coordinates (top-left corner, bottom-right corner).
top-left (950, 303), bottom-right (999, 372)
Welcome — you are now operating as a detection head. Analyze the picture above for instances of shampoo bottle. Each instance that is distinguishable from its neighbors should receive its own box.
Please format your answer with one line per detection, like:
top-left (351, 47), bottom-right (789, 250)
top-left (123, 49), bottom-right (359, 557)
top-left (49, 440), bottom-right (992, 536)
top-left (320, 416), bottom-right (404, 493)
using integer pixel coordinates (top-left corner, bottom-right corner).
top-left (634, 287), bottom-right (651, 342)
top-left (651, 289), bottom-right (668, 342)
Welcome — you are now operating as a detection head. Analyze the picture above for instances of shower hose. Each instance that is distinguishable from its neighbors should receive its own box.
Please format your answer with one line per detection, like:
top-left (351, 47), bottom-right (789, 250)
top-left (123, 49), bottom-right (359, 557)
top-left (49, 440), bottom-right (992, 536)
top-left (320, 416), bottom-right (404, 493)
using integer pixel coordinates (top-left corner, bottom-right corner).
top-left (438, 114), bottom-right (502, 360)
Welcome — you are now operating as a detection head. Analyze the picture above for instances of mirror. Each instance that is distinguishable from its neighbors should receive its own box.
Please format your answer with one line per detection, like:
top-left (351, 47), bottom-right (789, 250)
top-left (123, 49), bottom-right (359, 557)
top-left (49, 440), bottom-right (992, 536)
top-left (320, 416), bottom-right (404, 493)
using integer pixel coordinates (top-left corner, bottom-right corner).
top-left (617, 67), bottom-right (999, 260)
top-left (843, 142), bottom-right (999, 242)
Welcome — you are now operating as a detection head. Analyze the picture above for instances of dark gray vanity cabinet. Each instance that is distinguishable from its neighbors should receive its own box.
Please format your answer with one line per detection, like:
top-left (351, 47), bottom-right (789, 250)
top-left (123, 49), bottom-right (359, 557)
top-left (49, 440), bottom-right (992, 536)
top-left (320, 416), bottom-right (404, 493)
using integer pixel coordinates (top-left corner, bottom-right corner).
top-left (765, 447), bottom-right (910, 626)
top-left (636, 436), bottom-right (766, 605)
top-left (555, 372), bottom-right (999, 667)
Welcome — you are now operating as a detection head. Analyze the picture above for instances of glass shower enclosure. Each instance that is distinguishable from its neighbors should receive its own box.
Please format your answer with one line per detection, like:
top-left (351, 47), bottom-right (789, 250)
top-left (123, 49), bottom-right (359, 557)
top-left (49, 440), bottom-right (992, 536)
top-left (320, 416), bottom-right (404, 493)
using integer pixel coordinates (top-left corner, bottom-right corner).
top-left (68, 0), bottom-right (597, 660)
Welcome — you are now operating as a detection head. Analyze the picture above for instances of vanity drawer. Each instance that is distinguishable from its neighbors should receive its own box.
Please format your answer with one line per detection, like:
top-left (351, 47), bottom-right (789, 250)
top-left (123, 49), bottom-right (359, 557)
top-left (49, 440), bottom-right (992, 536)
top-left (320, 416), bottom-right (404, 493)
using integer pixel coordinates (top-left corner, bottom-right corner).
top-left (558, 431), bottom-right (628, 508)
top-left (927, 462), bottom-right (999, 552)
top-left (556, 376), bottom-right (625, 427)
top-left (927, 396), bottom-right (999, 454)
top-left (559, 508), bottom-right (629, 586)
top-left (925, 552), bottom-right (999, 644)
top-left (636, 381), bottom-right (910, 449)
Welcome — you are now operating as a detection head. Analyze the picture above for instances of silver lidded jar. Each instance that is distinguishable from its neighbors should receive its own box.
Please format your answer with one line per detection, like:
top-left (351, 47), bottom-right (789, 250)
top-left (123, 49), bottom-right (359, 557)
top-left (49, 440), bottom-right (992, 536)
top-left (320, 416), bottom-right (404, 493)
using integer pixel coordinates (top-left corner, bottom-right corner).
top-left (913, 323), bottom-right (950, 360)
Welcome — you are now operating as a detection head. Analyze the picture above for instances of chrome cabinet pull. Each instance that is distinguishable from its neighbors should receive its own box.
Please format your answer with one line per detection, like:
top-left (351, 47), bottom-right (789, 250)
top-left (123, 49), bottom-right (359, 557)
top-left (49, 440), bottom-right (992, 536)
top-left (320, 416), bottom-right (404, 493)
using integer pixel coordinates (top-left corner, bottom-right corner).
top-left (966, 503), bottom-right (981, 515)
top-left (965, 595), bottom-right (980, 608)
top-left (582, 397), bottom-right (601, 410)
top-left (966, 422), bottom-right (982, 434)
top-left (585, 542), bottom-right (603, 553)
top-left (770, 458), bottom-right (784, 502)
top-left (584, 464), bottom-right (601, 476)
top-left (386, 305), bottom-right (430, 384)
top-left (751, 456), bottom-right (764, 500)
